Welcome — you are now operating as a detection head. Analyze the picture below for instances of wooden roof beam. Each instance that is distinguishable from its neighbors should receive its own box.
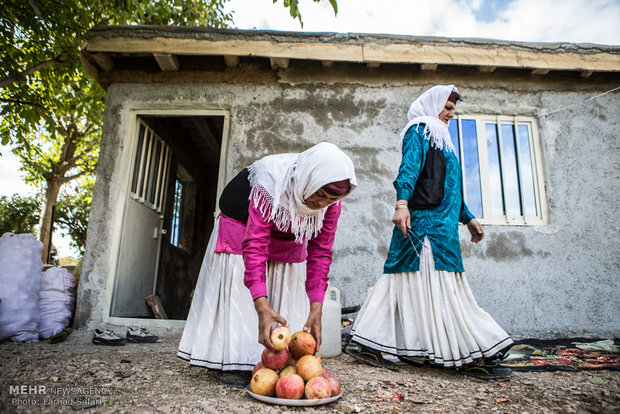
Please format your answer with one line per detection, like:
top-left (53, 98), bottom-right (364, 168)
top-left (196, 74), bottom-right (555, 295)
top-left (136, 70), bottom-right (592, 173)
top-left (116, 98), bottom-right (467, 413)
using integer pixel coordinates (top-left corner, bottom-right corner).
top-left (153, 53), bottom-right (180, 71)
top-left (80, 50), bottom-right (113, 72)
top-left (83, 35), bottom-right (620, 73)
top-left (420, 63), bottom-right (438, 71)
top-left (90, 52), bottom-right (114, 72)
top-left (270, 57), bottom-right (289, 70)
top-left (224, 55), bottom-right (240, 67)
top-left (79, 52), bottom-right (99, 82)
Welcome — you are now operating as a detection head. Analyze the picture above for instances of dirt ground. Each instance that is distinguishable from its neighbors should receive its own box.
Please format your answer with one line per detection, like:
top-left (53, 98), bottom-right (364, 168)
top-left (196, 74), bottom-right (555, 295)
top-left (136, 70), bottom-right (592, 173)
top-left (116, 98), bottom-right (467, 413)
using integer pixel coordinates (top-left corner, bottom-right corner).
top-left (1, 331), bottom-right (619, 414)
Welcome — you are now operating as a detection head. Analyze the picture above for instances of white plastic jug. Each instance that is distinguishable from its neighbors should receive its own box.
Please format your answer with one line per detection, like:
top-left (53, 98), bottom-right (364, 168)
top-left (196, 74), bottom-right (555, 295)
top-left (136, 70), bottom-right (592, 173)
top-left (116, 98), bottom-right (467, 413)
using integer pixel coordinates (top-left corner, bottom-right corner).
top-left (317, 284), bottom-right (341, 357)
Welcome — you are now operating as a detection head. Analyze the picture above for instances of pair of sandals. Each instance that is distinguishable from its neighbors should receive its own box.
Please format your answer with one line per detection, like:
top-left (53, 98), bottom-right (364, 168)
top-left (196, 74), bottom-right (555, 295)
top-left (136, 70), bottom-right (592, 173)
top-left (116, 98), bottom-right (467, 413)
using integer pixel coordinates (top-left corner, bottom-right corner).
top-left (344, 344), bottom-right (430, 371)
top-left (345, 342), bottom-right (512, 379)
top-left (344, 342), bottom-right (398, 370)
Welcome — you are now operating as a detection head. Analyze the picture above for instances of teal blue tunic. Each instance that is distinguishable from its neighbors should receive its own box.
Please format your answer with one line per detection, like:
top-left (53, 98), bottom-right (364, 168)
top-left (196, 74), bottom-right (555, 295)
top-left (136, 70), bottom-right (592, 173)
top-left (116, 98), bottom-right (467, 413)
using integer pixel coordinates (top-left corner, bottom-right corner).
top-left (383, 124), bottom-right (475, 274)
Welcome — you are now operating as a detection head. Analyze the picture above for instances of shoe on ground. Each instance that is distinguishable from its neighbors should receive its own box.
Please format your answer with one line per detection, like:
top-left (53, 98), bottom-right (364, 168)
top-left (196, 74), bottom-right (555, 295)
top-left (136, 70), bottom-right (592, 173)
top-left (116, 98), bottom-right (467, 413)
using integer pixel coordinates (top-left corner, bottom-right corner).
top-left (461, 360), bottom-right (512, 379)
top-left (217, 371), bottom-right (252, 388)
top-left (344, 342), bottom-right (398, 370)
top-left (92, 329), bottom-right (126, 346)
top-left (397, 355), bottom-right (426, 367)
top-left (126, 327), bottom-right (159, 343)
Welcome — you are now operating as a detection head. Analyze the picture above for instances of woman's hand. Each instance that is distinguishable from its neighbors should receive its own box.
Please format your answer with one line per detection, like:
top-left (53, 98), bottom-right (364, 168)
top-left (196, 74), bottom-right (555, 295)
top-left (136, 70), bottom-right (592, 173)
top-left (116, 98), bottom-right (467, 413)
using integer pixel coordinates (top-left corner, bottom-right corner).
top-left (303, 302), bottom-right (323, 353)
top-left (392, 202), bottom-right (411, 238)
top-left (467, 219), bottom-right (484, 243)
top-left (254, 297), bottom-right (288, 351)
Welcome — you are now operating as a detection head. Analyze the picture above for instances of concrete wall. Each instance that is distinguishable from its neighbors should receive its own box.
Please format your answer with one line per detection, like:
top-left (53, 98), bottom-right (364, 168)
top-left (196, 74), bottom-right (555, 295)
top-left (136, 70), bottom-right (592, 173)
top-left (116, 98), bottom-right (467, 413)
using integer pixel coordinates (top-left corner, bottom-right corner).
top-left (76, 67), bottom-right (620, 338)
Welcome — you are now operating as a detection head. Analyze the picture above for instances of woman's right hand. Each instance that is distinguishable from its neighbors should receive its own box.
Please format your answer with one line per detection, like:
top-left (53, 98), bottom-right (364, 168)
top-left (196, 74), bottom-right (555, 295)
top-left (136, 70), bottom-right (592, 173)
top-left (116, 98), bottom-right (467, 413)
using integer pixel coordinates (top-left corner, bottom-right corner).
top-left (254, 297), bottom-right (288, 351)
top-left (392, 205), bottom-right (411, 238)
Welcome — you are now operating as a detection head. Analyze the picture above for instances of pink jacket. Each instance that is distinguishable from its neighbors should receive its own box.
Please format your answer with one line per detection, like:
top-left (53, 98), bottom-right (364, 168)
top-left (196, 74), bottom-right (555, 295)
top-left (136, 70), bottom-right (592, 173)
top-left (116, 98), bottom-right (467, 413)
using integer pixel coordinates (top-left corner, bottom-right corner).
top-left (215, 200), bottom-right (341, 304)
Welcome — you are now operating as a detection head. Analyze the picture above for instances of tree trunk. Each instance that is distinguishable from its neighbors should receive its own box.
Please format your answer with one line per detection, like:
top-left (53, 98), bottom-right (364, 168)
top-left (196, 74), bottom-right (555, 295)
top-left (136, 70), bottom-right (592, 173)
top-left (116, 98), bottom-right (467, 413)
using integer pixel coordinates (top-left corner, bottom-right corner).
top-left (39, 178), bottom-right (63, 263)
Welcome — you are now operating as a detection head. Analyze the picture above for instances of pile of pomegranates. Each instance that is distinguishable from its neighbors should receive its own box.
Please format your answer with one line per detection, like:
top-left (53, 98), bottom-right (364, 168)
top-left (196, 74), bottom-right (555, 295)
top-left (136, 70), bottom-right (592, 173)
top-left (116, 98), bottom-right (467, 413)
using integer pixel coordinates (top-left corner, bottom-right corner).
top-left (248, 326), bottom-right (342, 400)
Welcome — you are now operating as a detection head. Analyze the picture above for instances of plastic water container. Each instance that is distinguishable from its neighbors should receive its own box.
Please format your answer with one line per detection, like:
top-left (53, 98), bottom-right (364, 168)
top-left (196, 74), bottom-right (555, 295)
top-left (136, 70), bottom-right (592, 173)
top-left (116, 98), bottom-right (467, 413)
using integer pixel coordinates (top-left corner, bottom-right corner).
top-left (317, 285), bottom-right (341, 357)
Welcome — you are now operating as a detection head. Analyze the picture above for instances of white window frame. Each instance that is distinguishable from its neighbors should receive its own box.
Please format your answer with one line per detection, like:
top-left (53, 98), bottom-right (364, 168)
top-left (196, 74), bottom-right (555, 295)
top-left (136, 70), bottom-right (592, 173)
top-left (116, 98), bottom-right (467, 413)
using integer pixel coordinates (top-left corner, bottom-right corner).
top-left (453, 114), bottom-right (547, 225)
top-left (129, 119), bottom-right (171, 213)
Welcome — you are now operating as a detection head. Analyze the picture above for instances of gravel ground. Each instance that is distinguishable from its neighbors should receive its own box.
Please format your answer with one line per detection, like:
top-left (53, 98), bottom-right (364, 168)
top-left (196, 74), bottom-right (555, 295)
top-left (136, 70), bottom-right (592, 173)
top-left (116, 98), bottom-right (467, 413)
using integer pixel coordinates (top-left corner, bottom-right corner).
top-left (1, 331), bottom-right (619, 414)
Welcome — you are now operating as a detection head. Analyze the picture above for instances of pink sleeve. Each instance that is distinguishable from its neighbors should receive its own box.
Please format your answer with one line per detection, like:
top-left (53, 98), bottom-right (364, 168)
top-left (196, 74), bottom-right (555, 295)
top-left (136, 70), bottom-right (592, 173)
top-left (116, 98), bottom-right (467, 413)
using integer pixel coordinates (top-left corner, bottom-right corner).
top-left (305, 202), bottom-right (341, 304)
top-left (242, 201), bottom-right (272, 301)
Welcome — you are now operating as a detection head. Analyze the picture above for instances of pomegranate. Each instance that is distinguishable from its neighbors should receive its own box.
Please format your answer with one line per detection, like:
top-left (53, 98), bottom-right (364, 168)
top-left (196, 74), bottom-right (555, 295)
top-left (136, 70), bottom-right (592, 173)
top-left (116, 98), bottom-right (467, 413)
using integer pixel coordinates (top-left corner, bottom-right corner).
top-left (296, 355), bottom-right (323, 382)
top-left (279, 365), bottom-right (297, 377)
top-left (270, 326), bottom-right (292, 351)
top-left (252, 361), bottom-right (265, 376)
top-left (327, 377), bottom-right (341, 396)
top-left (275, 374), bottom-right (305, 399)
top-left (305, 376), bottom-right (332, 399)
top-left (321, 367), bottom-right (331, 378)
top-left (288, 331), bottom-right (316, 359)
top-left (249, 368), bottom-right (278, 396)
top-left (261, 348), bottom-right (291, 370)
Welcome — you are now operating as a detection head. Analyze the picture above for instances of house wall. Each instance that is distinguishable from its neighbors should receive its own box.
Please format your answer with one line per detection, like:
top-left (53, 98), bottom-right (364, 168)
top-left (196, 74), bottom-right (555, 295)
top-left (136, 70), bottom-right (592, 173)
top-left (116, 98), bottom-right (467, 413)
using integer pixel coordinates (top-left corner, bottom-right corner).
top-left (75, 66), bottom-right (620, 338)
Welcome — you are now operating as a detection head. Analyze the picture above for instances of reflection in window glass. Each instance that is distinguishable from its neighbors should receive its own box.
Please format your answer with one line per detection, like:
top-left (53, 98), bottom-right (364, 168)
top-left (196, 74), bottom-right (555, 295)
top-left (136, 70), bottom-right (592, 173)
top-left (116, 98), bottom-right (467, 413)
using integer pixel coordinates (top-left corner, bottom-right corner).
top-left (448, 119), bottom-right (460, 162)
top-left (486, 124), bottom-right (504, 215)
top-left (500, 124), bottom-right (522, 216)
top-left (518, 125), bottom-right (537, 217)
top-left (461, 119), bottom-right (483, 218)
top-left (170, 180), bottom-right (183, 247)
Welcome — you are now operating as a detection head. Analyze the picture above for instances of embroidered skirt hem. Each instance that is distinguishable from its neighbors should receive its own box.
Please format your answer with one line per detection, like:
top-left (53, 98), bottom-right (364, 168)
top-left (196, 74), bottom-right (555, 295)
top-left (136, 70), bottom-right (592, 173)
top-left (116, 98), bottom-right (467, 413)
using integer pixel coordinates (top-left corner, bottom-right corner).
top-left (350, 237), bottom-right (513, 368)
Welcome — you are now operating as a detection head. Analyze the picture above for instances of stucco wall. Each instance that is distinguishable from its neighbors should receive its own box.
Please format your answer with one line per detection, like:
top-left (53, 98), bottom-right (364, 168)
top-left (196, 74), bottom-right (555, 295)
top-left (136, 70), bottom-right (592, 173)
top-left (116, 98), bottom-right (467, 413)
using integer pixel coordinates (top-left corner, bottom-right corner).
top-left (76, 71), bottom-right (620, 338)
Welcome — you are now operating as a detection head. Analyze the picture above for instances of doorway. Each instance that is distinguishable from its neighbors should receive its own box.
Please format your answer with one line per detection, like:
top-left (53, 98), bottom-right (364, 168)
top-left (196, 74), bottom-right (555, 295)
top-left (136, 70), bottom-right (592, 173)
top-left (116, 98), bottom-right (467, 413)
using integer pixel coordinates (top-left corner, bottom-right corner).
top-left (110, 112), bottom-right (228, 319)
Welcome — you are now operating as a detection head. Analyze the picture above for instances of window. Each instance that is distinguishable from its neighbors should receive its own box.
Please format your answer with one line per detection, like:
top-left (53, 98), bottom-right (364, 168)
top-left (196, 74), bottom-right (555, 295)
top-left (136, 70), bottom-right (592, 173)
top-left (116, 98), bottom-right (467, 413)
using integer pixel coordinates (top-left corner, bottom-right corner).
top-left (169, 165), bottom-right (196, 252)
top-left (170, 180), bottom-right (183, 247)
top-left (130, 120), bottom-right (170, 212)
top-left (448, 115), bottom-right (546, 225)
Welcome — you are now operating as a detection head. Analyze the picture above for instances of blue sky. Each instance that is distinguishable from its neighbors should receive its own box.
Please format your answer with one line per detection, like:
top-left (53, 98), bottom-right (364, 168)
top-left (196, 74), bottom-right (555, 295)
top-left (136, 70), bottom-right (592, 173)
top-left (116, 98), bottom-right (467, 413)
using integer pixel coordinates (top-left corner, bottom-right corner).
top-left (472, 0), bottom-right (515, 23)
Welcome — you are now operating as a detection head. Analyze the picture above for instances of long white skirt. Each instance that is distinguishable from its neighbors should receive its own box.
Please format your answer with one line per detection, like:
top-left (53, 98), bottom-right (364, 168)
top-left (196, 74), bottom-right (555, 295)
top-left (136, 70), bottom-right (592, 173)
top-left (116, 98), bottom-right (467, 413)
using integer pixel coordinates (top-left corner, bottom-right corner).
top-left (350, 237), bottom-right (513, 368)
top-left (177, 219), bottom-right (310, 371)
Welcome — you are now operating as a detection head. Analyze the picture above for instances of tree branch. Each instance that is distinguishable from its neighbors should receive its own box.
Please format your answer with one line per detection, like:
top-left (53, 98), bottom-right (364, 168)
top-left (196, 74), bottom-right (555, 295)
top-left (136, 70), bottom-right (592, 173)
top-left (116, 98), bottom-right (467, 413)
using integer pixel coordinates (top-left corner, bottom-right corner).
top-left (0, 98), bottom-right (49, 111)
top-left (61, 170), bottom-right (90, 183)
top-left (0, 48), bottom-right (74, 89)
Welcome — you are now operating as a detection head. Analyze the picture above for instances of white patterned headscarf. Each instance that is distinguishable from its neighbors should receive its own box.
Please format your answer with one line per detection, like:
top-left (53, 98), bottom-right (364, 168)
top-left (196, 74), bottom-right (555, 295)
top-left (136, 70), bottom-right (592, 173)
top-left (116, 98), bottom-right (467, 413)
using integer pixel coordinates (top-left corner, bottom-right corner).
top-left (248, 142), bottom-right (357, 243)
top-left (399, 85), bottom-right (458, 153)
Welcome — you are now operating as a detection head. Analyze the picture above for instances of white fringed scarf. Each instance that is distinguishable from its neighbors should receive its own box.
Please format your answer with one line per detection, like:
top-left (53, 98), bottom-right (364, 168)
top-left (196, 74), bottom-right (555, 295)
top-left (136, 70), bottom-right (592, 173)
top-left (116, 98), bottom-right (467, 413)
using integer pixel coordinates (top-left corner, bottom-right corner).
top-left (399, 85), bottom-right (458, 153)
top-left (247, 142), bottom-right (357, 243)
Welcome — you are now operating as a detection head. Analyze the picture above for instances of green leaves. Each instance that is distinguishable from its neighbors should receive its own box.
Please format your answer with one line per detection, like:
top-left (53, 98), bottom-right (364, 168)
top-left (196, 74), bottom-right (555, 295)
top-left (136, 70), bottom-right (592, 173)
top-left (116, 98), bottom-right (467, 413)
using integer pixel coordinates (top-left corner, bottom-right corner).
top-left (56, 178), bottom-right (94, 253)
top-left (329, 0), bottom-right (338, 14)
top-left (273, 0), bottom-right (338, 27)
top-left (0, 193), bottom-right (41, 235)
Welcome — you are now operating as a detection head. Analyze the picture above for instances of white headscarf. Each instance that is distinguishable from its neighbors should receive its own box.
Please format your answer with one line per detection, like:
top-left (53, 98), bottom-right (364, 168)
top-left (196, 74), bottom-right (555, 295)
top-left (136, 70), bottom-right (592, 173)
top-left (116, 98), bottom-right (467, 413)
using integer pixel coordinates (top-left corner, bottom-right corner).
top-left (399, 85), bottom-right (458, 153)
top-left (247, 142), bottom-right (357, 243)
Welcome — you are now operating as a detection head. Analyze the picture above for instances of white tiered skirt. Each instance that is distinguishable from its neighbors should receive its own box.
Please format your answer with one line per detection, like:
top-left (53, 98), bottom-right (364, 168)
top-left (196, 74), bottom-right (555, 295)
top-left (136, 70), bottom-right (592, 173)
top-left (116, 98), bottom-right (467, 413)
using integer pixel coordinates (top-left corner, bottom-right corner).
top-left (177, 220), bottom-right (310, 371)
top-left (350, 237), bottom-right (513, 368)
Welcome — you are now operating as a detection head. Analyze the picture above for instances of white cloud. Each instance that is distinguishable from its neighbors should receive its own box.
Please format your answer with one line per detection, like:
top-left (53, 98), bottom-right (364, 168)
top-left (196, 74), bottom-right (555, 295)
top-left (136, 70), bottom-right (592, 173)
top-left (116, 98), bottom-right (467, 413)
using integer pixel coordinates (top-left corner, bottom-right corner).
top-left (0, 146), bottom-right (35, 198)
top-left (225, 0), bottom-right (620, 44)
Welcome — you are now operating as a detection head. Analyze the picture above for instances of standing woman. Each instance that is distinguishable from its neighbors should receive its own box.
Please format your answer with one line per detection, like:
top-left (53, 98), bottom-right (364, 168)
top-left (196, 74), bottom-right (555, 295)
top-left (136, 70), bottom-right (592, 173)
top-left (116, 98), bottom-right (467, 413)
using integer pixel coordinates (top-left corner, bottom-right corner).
top-left (346, 85), bottom-right (513, 379)
top-left (178, 142), bottom-right (357, 386)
